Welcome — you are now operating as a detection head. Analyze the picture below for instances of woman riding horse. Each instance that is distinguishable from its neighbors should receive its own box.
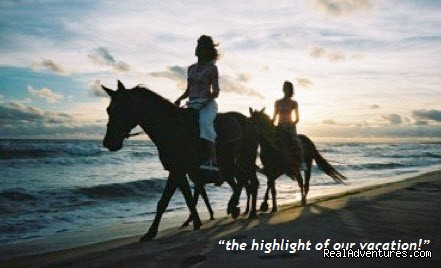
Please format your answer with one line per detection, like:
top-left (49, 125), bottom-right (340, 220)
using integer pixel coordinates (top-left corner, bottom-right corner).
top-left (273, 81), bottom-right (306, 170)
top-left (174, 35), bottom-right (220, 171)
top-left (249, 108), bottom-right (347, 210)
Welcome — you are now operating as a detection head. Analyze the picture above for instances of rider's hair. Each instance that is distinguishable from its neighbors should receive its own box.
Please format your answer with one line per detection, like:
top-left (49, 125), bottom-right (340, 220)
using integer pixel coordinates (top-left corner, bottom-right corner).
top-left (283, 81), bottom-right (294, 97)
top-left (195, 35), bottom-right (220, 62)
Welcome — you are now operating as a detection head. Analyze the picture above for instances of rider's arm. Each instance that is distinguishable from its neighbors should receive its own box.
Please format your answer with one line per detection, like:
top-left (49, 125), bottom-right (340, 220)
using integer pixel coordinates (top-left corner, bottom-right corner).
top-left (177, 87), bottom-right (190, 101)
top-left (210, 65), bottom-right (220, 98)
top-left (294, 102), bottom-right (299, 125)
top-left (272, 102), bottom-right (279, 124)
top-left (174, 79), bottom-right (190, 105)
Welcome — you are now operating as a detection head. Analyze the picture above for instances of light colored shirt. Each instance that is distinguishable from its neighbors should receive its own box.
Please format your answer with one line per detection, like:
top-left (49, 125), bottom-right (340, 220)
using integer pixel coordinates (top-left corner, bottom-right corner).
top-left (187, 61), bottom-right (219, 99)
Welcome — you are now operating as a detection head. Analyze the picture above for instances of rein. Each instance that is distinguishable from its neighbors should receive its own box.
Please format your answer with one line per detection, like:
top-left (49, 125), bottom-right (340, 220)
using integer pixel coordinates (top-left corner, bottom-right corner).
top-left (125, 132), bottom-right (144, 139)
top-left (180, 98), bottom-right (214, 111)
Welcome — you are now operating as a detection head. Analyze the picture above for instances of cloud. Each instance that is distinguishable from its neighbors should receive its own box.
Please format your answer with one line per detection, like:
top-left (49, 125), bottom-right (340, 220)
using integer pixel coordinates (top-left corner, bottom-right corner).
top-left (351, 54), bottom-right (363, 59)
top-left (27, 85), bottom-right (63, 103)
top-left (414, 120), bottom-right (429, 125)
top-left (412, 109), bottom-right (441, 122)
top-left (309, 45), bottom-right (353, 62)
top-left (150, 65), bottom-right (187, 88)
top-left (31, 59), bottom-right (67, 74)
top-left (296, 77), bottom-right (313, 88)
top-left (310, 46), bottom-right (326, 58)
top-left (354, 121), bottom-right (369, 128)
top-left (89, 79), bottom-right (108, 97)
top-left (237, 73), bottom-right (251, 82)
top-left (381, 113), bottom-right (402, 125)
top-left (0, 101), bottom-right (71, 124)
top-left (322, 119), bottom-right (336, 125)
top-left (327, 51), bottom-right (346, 61)
top-left (88, 47), bottom-right (116, 65)
top-left (370, 104), bottom-right (380, 109)
top-left (114, 61), bottom-right (130, 72)
top-left (0, 97), bottom-right (32, 104)
top-left (313, 0), bottom-right (372, 16)
top-left (88, 47), bottom-right (130, 72)
top-left (220, 75), bottom-right (264, 99)
top-left (150, 65), bottom-right (263, 98)
top-left (0, 101), bottom-right (104, 138)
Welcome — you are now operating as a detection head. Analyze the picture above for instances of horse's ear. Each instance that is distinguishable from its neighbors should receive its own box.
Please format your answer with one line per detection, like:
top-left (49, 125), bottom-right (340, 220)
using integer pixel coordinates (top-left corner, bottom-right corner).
top-left (249, 107), bottom-right (254, 116)
top-left (260, 107), bottom-right (266, 113)
top-left (101, 85), bottom-right (115, 97)
top-left (117, 80), bottom-right (126, 91)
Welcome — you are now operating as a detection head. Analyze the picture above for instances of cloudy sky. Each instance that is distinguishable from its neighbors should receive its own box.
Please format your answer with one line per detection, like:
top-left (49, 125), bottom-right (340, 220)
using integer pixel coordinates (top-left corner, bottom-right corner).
top-left (0, 0), bottom-right (440, 141)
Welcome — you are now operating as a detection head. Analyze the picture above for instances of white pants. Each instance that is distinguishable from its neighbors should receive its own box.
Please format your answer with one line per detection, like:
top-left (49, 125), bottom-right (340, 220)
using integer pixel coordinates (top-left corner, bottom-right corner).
top-left (187, 98), bottom-right (218, 142)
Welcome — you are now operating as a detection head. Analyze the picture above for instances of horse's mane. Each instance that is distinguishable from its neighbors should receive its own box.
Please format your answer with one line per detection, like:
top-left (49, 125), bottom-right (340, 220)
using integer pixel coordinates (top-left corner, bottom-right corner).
top-left (251, 112), bottom-right (298, 169)
top-left (129, 84), bottom-right (178, 111)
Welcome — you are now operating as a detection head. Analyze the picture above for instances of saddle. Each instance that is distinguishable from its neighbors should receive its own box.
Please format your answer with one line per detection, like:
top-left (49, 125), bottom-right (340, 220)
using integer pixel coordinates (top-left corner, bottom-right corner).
top-left (182, 108), bottom-right (243, 145)
top-left (275, 126), bottom-right (302, 161)
top-left (200, 113), bottom-right (243, 164)
top-left (154, 109), bottom-right (244, 175)
top-left (195, 112), bottom-right (243, 184)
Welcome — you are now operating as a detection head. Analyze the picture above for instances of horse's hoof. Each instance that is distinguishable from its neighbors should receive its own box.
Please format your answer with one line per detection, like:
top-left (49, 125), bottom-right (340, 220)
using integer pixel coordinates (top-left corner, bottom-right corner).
top-left (271, 207), bottom-right (278, 213)
top-left (243, 210), bottom-right (249, 215)
top-left (231, 207), bottom-right (240, 219)
top-left (181, 221), bottom-right (190, 228)
top-left (210, 217), bottom-right (215, 221)
top-left (139, 231), bottom-right (156, 242)
top-left (260, 202), bottom-right (269, 212)
top-left (248, 211), bottom-right (258, 219)
top-left (193, 219), bottom-right (202, 230)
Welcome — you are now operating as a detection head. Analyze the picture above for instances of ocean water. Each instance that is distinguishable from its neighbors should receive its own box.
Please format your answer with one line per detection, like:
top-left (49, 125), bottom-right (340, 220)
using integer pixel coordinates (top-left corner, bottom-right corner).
top-left (1, 139), bottom-right (440, 244)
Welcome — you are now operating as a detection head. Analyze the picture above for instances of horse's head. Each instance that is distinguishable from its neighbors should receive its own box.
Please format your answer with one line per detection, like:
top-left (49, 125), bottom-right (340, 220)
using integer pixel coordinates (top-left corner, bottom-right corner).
top-left (101, 80), bottom-right (138, 152)
top-left (249, 107), bottom-right (274, 137)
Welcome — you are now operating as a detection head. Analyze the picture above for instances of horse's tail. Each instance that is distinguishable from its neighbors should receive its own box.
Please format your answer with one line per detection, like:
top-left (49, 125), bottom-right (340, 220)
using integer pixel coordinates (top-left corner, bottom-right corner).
top-left (298, 135), bottom-right (347, 183)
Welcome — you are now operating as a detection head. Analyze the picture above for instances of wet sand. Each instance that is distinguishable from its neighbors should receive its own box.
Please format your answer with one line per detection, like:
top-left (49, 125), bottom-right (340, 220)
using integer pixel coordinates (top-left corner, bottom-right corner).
top-left (1, 170), bottom-right (440, 267)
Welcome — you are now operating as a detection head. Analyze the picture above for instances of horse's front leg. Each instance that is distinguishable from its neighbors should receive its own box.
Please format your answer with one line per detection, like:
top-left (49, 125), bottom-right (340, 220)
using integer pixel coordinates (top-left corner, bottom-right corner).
top-left (270, 179), bottom-right (277, 212)
top-left (292, 169), bottom-right (305, 206)
top-left (303, 160), bottom-right (313, 205)
top-left (227, 178), bottom-right (243, 219)
top-left (223, 167), bottom-right (241, 219)
top-left (244, 183), bottom-right (251, 215)
top-left (199, 185), bottom-right (215, 220)
top-left (260, 183), bottom-right (270, 212)
top-left (286, 168), bottom-right (306, 206)
top-left (181, 184), bottom-right (201, 227)
top-left (140, 172), bottom-right (178, 242)
top-left (248, 172), bottom-right (259, 219)
top-left (176, 173), bottom-right (202, 230)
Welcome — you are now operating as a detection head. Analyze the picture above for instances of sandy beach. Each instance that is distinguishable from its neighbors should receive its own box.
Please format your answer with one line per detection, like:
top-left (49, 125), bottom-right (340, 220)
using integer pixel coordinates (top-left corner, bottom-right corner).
top-left (1, 170), bottom-right (439, 267)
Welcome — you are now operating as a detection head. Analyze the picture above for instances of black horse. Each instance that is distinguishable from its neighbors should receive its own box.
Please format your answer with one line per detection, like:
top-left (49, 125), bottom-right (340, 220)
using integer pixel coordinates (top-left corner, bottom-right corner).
top-left (101, 80), bottom-right (260, 241)
top-left (249, 108), bottom-right (347, 211)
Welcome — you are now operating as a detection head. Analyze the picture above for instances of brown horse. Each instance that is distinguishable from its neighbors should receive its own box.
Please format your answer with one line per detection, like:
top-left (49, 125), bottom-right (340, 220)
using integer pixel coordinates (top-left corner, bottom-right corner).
top-left (101, 80), bottom-right (261, 241)
top-left (249, 108), bottom-right (347, 211)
